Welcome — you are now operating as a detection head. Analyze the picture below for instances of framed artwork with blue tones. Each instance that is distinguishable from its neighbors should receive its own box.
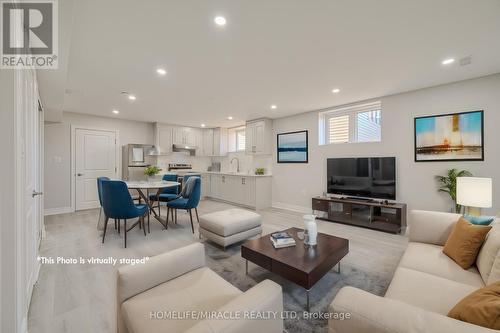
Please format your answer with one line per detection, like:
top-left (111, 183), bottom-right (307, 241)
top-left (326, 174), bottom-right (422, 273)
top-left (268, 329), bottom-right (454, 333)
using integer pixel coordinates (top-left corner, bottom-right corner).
top-left (414, 110), bottom-right (484, 162)
top-left (277, 130), bottom-right (308, 163)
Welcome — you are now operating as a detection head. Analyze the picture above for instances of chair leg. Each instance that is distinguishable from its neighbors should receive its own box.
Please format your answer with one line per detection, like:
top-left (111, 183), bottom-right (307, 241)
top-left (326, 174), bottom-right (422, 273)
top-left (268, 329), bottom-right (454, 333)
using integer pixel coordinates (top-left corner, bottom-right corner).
top-left (195, 207), bottom-right (200, 223)
top-left (189, 209), bottom-right (194, 234)
top-left (124, 219), bottom-right (127, 248)
top-left (142, 216), bottom-right (146, 236)
top-left (114, 216), bottom-right (117, 230)
top-left (175, 209), bottom-right (177, 224)
top-left (102, 217), bottom-right (109, 243)
top-left (117, 219), bottom-right (120, 234)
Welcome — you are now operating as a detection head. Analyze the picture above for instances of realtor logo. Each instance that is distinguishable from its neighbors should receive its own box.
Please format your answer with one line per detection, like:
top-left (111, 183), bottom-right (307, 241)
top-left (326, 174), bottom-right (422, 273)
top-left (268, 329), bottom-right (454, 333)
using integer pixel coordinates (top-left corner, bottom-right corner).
top-left (1, 0), bottom-right (58, 69)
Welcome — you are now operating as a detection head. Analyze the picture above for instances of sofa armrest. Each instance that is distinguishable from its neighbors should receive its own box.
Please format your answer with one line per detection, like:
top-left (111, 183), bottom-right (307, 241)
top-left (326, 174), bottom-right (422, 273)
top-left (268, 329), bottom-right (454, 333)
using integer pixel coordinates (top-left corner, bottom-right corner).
top-left (184, 280), bottom-right (283, 333)
top-left (117, 243), bottom-right (205, 304)
top-left (329, 286), bottom-right (495, 333)
top-left (409, 210), bottom-right (461, 246)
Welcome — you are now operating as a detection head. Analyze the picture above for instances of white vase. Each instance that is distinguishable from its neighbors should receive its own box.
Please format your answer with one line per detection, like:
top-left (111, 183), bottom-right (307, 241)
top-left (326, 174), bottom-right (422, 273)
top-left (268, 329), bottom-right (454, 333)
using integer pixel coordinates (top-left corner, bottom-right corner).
top-left (303, 214), bottom-right (317, 246)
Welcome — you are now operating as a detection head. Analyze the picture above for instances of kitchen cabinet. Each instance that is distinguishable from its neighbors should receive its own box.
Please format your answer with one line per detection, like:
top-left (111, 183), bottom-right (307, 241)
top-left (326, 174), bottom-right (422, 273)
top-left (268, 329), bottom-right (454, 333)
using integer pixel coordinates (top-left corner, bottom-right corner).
top-left (213, 127), bottom-right (228, 156)
top-left (245, 118), bottom-right (273, 155)
top-left (201, 129), bottom-right (214, 156)
top-left (206, 173), bottom-right (271, 209)
top-left (201, 128), bottom-right (227, 156)
top-left (172, 127), bottom-right (197, 146)
top-left (201, 173), bottom-right (211, 198)
top-left (153, 123), bottom-right (173, 154)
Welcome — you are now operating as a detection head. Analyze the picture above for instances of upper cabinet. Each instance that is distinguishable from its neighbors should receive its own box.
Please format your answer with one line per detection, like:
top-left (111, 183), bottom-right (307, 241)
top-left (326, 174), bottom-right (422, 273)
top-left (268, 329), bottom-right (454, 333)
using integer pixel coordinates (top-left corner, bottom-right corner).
top-left (213, 127), bottom-right (228, 156)
top-left (245, 118), bottom-right (273, 155)
top-left (172, 127), bottom-right (197, 146)
top-left (202, 128), bottom-right (214, 156)
top-left (153, 123), bottom-right (173, 154)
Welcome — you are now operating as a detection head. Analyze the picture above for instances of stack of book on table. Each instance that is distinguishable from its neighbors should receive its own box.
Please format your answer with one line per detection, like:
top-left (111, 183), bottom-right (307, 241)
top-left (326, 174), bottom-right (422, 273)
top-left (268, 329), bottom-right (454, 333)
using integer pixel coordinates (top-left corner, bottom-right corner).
top-left (270, 231), bottom-right (296, 248)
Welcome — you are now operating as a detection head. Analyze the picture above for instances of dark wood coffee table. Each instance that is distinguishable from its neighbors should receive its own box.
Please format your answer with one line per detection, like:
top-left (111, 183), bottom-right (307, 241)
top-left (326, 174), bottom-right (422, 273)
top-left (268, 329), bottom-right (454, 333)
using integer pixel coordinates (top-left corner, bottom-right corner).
top-left (241, 227), bottom-right (349, 311)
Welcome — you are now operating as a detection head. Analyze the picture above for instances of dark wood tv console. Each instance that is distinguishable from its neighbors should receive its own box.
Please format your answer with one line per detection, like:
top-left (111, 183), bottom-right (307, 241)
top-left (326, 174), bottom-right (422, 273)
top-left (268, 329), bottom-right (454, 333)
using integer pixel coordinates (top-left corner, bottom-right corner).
top-left (312, 197), bottom-right (407, 234)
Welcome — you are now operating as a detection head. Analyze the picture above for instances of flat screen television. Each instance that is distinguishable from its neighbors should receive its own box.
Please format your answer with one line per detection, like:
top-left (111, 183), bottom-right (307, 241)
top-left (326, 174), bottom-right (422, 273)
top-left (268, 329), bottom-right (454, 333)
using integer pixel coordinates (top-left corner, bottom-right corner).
top-left (327, 157), bottom-right (396, 200)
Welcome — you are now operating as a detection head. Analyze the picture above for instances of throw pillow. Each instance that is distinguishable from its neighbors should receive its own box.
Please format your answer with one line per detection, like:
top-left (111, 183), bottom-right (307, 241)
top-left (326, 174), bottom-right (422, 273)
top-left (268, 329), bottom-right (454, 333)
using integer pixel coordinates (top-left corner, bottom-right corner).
top-left (443, 217), bottom-right (492, 269)
top-left (464, 214), bottom-right (495, 226)
top-left (477, 229), bottom-right (500, 283)
top-left (448, 281), bottom-right (500, 329)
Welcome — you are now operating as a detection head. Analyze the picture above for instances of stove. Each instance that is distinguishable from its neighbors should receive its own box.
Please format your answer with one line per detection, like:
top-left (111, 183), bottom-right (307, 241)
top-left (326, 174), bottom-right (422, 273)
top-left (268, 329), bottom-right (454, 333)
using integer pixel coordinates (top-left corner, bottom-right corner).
top-left (168, 163), bottom-right (192, 171)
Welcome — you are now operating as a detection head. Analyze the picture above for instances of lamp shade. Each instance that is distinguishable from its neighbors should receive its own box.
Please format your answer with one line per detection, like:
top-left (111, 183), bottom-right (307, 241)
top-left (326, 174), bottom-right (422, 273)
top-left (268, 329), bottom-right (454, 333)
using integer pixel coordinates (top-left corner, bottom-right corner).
top-left (456, 177), bottom-right (492, 208)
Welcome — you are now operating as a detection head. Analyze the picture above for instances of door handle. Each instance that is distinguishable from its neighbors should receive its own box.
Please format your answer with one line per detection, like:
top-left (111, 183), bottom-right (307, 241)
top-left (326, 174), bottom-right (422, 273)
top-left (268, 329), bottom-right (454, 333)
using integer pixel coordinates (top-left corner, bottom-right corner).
top-left (32, 190), bottom-right (43, 198)
top-left (77, 173), bottom-right (84, 176)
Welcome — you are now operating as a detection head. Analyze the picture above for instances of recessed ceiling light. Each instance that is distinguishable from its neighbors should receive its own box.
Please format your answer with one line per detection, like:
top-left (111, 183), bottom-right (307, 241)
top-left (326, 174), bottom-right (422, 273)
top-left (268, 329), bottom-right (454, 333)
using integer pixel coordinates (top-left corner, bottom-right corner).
top-left (270, 105), bottom-right (277, 109)
top-left (128, 94), bottom-right (136, 101)
top-left (156, 68), bottom-right (167, 75)
top-left (332, 88), bottom-right (340, 93)
top-left (227, 116), bottom-right (233, 120)
top-left (201, 124), bottom-right (206, 127)
top-left (112, 109), bottom-right (119, 114)
top-left (214, 16), bottom-right (227, 26)
top-left (442, 58), bottom-right (455, 65)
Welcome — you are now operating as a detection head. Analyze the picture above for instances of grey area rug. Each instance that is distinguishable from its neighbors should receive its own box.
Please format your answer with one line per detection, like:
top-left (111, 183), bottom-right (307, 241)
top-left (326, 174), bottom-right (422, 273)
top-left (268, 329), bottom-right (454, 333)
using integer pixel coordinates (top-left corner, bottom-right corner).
top-left (203, 241), bottom-right (397, 333)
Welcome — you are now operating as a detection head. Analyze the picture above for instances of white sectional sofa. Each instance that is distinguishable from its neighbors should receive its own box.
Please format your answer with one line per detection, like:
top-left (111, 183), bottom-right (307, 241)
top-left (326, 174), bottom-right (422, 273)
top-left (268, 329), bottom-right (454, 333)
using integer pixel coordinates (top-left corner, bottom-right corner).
top-left (117, 243), bottom-right (283, 333)
top-left (329, 210), bottom-right (500, 333)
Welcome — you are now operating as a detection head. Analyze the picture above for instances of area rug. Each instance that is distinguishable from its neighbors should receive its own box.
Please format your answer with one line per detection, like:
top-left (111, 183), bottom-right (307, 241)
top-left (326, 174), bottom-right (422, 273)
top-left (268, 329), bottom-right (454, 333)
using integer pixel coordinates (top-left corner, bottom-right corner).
top-left (204, 240), bottom-right (398, 333)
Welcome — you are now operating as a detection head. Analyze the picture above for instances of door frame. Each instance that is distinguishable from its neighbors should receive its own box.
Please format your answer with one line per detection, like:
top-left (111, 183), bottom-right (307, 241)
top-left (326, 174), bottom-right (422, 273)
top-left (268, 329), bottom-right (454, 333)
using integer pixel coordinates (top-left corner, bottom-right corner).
top-left (70, 125), bottom-right (119, 212)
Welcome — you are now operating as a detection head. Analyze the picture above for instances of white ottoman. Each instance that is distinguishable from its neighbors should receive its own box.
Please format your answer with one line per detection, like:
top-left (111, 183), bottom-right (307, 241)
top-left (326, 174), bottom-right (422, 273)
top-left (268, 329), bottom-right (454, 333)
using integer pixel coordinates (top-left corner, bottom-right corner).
top-left (199, 208), bottom-right (262, 249)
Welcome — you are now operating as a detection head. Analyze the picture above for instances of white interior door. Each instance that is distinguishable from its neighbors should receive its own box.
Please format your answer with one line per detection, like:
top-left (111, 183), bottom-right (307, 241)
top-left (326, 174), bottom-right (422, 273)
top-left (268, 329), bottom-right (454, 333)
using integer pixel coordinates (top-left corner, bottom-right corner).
top-left (14, 68), bottom-right (43, 331)
top-left (75, 129), bottom-right (117, 210)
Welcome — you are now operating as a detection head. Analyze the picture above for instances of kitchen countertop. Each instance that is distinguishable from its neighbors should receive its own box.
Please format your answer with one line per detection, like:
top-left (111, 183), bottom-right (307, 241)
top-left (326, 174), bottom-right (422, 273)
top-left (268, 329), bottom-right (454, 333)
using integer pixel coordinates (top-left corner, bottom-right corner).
top-left (161, 171), bottom-right (272, 177)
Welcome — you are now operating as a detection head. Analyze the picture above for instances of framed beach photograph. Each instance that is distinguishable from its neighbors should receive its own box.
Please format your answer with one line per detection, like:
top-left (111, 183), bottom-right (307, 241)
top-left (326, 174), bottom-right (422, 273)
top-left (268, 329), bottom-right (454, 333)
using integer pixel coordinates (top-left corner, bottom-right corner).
top-left (277, 130), bottom-right (308, 163)
top-left (414, 110), bottom-right (484, 162)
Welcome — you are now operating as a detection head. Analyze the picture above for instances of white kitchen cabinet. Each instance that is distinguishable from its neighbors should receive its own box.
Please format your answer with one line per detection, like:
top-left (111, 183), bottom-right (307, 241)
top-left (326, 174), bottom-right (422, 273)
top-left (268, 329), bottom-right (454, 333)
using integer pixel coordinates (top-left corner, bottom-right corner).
top-left (213, 127), bottom-right (228, 156)
top-left (245, 118), bottom-right (273, 155)
top-left (172, 126), bottom-right (197, 146)
top-left (201, 173), bottom-right (211, 198)
top-left (153, 123), bottom-right (173, 154)
top-left (205, 173), bottom-right (271, 209)
top-left (202, 129), bottom-right (214, 156)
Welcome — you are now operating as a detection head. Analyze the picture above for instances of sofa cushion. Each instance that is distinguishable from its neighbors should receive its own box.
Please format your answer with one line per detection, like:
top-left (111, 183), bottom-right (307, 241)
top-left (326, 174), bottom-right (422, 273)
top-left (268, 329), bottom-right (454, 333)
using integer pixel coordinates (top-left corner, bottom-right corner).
top-left (199, 209), bottom-right (262, 237)
top-left (385, 267), bottom-right (478, 315)
top-left (400, 242), bottom-right (484, 287)
top-left (448, 281), bottom-right (500, 330)
top-left (477, 229), bottom-right (500, 284)
top-left (121, 267), bottom-right (242, 333)
top-left (443, 217), bottom-right (491, 269)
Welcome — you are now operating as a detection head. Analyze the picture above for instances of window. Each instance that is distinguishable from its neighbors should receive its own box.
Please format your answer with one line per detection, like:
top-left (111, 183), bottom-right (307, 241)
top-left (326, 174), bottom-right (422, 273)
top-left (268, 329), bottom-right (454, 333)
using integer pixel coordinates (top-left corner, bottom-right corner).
top-left (319, 101), bottom-right (381, 145)
top-left (227, 126), bottom-right (246, 152)
top-left (236, 128), bottom-right (246, 151)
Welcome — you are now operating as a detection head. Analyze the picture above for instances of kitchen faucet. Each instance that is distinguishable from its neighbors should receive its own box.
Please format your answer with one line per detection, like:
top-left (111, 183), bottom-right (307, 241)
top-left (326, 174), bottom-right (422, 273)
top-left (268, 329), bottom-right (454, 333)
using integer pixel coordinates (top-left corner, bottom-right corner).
top-left (230, 157), bottom-right (240, 173)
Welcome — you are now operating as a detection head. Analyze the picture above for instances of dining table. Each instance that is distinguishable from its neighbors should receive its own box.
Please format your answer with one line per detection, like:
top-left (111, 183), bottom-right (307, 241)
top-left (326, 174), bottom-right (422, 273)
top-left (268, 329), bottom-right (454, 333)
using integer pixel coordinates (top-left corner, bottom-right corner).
top-left (125, 180), bottom-right (180, 231)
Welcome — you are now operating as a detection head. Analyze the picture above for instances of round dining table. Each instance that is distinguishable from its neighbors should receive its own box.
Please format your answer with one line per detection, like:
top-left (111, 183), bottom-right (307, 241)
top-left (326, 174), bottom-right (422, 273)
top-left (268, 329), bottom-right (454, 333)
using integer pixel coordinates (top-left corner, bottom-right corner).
top-left (125, 180), bottom-right (180, 231)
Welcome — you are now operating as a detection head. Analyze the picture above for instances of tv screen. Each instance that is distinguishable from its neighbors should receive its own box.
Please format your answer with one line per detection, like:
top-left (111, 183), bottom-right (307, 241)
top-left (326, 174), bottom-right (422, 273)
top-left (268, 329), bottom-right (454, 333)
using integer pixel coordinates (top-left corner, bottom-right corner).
top-left (327, 157), bottom-right (396, 200)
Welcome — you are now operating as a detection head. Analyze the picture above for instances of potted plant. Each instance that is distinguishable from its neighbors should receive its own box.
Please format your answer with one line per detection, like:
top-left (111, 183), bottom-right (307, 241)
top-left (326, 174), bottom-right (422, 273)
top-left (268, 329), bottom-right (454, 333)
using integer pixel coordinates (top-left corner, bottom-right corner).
top-left (435, 168), bottom-right (472, 213)
top-left (144, 165), bottom-right (162, 181)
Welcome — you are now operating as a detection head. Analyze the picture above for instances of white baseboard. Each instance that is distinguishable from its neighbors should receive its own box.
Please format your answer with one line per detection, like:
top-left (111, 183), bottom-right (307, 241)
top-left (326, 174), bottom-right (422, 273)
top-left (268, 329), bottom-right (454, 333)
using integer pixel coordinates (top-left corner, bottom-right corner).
top-left (272, 202), bottom-right (311, 214)
top-left (44, 206), bottom-right (73, 216)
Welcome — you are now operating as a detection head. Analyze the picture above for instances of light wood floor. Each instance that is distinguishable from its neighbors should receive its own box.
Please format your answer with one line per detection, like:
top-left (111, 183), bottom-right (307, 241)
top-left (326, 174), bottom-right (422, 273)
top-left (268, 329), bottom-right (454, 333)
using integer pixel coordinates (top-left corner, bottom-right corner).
top-left (28, 199), bottom-right (408, 333)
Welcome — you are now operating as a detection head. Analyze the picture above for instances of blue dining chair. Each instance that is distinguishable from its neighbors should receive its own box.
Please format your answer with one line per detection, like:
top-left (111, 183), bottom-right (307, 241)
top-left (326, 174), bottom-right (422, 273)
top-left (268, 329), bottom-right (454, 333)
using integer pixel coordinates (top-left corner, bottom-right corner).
top-left (101, 180), bottom-right (149, 248)
top-left (149, 174), bottom-right (179, 215)
top-left (166, 176), bottom-right (201, 233)
top-left (97, 177), bottom-right (118, 232)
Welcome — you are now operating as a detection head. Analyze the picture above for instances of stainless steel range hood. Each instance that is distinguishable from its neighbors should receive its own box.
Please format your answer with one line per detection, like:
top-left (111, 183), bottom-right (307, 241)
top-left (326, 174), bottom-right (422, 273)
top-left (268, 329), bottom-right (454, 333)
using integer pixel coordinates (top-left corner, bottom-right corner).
top-left (172, 144), bottom-right (197, 155)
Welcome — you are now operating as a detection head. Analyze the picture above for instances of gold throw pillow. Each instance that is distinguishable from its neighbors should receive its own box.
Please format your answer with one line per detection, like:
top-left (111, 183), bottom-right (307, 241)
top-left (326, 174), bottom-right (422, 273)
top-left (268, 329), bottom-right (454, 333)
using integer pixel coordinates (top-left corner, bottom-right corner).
top-left (448, 281), bottom-right (500, 329)
top-left (443, 217), bottom-right (491, 269)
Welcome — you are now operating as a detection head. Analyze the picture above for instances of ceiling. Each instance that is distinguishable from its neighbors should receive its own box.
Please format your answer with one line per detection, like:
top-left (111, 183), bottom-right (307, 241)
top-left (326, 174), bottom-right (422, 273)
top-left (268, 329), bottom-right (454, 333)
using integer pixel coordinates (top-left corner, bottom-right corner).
top-left (38, 0), bottom-right (500, 128)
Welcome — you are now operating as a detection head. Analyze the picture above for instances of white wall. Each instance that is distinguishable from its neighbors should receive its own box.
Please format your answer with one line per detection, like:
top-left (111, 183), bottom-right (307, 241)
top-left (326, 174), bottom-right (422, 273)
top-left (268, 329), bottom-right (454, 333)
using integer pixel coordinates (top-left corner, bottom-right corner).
top-left (272, 74), bottom-right (500, 215)
top-left (44, 112), bottom-right (154, 211)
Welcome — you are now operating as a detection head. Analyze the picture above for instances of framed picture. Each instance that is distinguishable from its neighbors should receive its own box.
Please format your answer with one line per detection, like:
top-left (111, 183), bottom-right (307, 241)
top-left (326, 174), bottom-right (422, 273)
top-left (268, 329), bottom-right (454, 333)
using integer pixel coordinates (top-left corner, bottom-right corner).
top-left (277, 130), bottom-right (308, 163)
top-left (414, 110), bottom-right (484, 162)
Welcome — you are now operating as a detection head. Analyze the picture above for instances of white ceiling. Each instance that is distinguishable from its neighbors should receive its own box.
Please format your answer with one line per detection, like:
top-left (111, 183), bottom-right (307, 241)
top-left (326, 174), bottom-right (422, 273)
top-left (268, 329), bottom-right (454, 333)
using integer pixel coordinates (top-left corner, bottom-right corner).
top-left (38, 0), bottom-right (500, 128)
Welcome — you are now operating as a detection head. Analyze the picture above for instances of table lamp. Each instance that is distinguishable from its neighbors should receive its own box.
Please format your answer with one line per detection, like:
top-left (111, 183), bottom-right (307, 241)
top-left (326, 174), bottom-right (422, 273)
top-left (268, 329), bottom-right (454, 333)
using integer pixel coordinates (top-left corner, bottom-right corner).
top-left (456, 177), bottom-right (492, 216)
